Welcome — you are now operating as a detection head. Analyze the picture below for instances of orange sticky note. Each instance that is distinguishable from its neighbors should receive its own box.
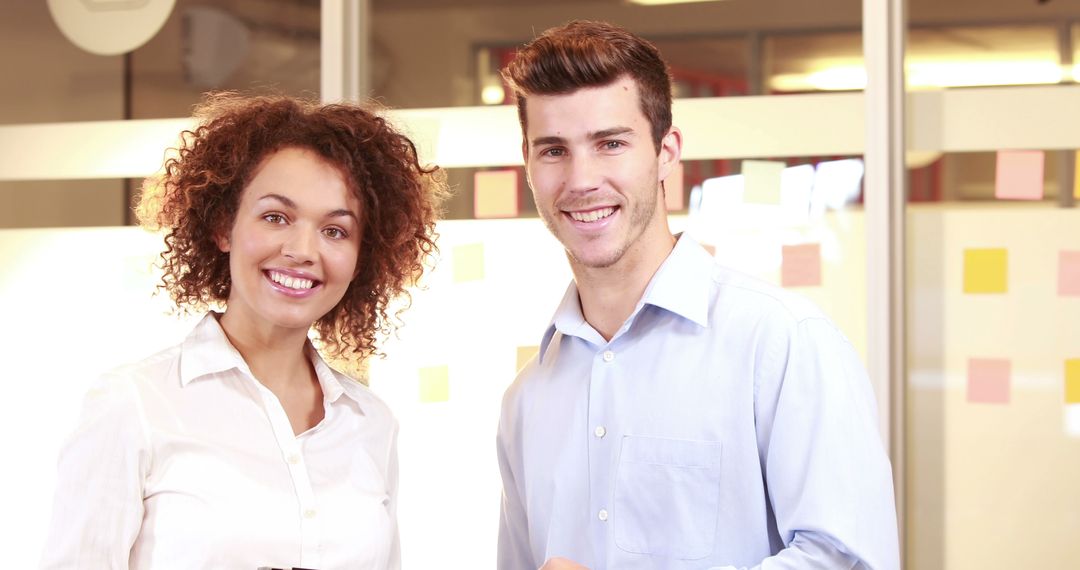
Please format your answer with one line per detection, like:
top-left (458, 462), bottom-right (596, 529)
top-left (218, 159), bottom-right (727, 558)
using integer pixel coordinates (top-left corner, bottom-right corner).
top-left (781, 243), bottom-right (821, 287)
top-left (994, 150), bottom-right (1044, 200)
top-left (967, 358), bottom-right (1010, 404)
top-left (516, 345), bottom-right (539, 372)
top-left (419, 365), bottom-right (449, 403)
top-left (743, 160), bottom-right (785, 204)
top-left (474, 169), bottom-right (519, 218)
top-left (1066, 359), bottom-right (1080, 404)
top-left (664, 162), bottom-right (684, 211)
top-left (452, 243), bottom-right (484, 283)
top-left (963, 248), bottom-right (1007, 294)
top-left (1061, 251), bottom-right (1080, 296)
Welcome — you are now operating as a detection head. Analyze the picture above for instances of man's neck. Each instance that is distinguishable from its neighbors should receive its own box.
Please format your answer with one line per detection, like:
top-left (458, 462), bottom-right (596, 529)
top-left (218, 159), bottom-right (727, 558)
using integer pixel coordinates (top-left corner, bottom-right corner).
top-left (572, 230), bottom-right (677, 342)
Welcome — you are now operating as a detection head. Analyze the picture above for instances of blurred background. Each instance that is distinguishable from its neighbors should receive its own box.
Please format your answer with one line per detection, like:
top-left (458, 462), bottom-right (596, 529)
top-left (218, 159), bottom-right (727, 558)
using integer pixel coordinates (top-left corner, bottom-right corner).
top-left (2, 0), bottom-right (1079, 568)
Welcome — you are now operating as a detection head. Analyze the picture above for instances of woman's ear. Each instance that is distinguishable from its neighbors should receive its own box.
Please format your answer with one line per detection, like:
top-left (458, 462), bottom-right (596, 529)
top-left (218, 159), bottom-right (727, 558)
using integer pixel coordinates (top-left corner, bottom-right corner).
top-left (214, 230), bottom-right (231, 253)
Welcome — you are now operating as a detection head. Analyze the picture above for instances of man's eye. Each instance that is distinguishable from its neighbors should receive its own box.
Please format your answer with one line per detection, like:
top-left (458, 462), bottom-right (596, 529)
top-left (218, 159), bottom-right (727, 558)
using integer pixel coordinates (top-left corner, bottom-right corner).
top-left (602, 141), bottom-right (624, 150)
top-left (542, 148), bottom-right (565, 157)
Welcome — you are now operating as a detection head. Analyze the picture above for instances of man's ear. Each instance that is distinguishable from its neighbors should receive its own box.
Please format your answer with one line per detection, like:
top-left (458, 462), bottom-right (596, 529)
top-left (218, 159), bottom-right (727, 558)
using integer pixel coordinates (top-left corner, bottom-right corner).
top-left (657, 126), bottom-right (683, 184)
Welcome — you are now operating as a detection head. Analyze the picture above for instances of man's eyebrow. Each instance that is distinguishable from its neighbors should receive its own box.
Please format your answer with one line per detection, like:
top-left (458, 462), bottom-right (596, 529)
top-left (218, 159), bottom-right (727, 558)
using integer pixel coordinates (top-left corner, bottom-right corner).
top-left (589, 127), bottom-right (634, 140)
top-left (530, 135), bottom-right (567, 147)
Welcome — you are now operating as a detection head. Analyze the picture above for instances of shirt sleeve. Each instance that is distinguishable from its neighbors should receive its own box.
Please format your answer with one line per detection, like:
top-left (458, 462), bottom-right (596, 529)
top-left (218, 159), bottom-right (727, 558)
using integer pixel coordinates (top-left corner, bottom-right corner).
top-left (40, 375), bottom-right (150, 569)
top-left (744, 317), bottom-right (900, 570)
top-left (386, 420), bottom-right (401, 570)
top-left (496, 390), bottom-right (535, 570)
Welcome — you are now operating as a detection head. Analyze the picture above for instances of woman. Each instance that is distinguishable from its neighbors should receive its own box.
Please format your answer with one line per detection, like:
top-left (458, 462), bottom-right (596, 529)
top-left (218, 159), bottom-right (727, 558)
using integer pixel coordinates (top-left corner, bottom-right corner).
top-left (41, 94), bottom-right (444, 569)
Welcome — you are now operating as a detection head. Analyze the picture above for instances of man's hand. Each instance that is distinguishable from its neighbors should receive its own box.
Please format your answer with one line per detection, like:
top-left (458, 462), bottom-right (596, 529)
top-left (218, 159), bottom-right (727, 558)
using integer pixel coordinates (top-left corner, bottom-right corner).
top-left (538, 557), bottom-right (590, 570)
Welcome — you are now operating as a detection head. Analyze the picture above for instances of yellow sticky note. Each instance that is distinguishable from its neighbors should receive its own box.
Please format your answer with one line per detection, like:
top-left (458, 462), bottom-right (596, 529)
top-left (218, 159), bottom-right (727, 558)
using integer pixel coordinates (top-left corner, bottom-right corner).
top-left (419, 365), bottom-right (449, 403)
top-left (963, 248), bottom-right (1008, 294)
top-left (664, 162), bottom-right (684, 211)
top-left (1066, 359), bottom-right (1080, 404)
top-left (516, 345), bottom-right (539, 372)
top-left (742, 160), bottom-right (785, 204)
top-left (474, 169), bottom-right (519, 219)
top-left (453, 243), bottom-right (484, 283)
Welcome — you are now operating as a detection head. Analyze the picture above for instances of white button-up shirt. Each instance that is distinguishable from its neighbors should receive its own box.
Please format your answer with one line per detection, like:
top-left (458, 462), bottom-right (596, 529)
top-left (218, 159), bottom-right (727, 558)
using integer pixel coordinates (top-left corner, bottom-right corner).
top-left (42, 313), bottom-right (399, 570)
top-left (498, 236), bottom-right (899, 569)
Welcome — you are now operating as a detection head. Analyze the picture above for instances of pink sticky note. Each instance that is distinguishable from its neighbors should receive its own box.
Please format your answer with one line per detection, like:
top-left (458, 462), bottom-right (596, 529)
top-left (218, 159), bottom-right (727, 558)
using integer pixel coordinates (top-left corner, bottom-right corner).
top-left (967, 358), bottom-right (1011, 404)
top-left (994, 150), bottom-right (1044, 200)
top-left (781, 243), bottom-right (821, 287)
top-left (1059, 251), bottom-right (1080, 296)
top-left (664, 162), bottom-right (684, 211)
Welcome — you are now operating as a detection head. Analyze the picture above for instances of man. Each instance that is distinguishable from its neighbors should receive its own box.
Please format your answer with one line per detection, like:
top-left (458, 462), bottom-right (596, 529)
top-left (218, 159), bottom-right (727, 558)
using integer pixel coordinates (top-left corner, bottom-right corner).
top-left (496, 20), bottom-right (900, 570)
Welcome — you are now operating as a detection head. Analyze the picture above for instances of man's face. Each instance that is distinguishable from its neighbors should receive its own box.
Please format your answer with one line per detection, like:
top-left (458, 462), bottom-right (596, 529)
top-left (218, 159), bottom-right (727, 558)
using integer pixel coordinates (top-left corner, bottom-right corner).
top-left (523, 76), bottom-right (678, 270)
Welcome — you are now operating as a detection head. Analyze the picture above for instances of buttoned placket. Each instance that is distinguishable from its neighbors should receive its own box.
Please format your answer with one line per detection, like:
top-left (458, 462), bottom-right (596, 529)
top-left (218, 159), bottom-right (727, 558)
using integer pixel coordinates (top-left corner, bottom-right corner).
top-left (587, 341), bottom-right (617, 569)
top-left (248, 376), bottom-right (324, 569)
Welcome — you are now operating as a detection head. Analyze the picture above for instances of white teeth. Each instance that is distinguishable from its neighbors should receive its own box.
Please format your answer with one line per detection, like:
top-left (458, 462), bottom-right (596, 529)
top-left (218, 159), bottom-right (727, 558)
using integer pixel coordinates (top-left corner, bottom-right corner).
top-left (569, 207), bottom-right (615, 223)
top-left (269, 271), bottom-right (315, 290)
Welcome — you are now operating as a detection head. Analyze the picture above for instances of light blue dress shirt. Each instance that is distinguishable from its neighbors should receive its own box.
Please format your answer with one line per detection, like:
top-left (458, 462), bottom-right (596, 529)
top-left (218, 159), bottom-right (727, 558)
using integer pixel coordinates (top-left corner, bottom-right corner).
top-left (497, 235), bottom-right (899, 570)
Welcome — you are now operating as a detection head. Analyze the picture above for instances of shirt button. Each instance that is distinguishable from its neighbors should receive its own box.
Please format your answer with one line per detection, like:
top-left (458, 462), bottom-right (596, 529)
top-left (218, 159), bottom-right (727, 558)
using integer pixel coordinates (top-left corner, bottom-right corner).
top-left (598, 509), bottom-right (609, 522)
top-left (303, 509), bottom-right (317, 519)
top-left (602, 350), bottom-right (615, 362)
top-left (594, 426), bottom-right (606, 438)
top-left (287, 453), bottom-right (301, 465)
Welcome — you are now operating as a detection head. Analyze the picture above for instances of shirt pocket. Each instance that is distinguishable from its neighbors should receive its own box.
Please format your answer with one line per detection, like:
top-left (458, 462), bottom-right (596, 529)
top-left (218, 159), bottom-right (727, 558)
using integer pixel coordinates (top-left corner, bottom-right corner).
top-left (613, 435), bottom-right (723, 560)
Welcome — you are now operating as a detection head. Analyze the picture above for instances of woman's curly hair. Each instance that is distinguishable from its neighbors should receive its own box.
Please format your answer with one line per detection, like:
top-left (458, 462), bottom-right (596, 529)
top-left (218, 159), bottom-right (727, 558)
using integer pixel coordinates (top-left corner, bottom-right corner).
top-left (138, 92), bottom-right (445, 362)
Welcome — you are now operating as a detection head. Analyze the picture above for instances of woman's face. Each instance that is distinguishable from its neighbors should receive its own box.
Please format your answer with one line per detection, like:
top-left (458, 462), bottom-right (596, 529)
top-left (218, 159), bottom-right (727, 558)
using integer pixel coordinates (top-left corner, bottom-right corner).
top-left (218, 147), bottom-right (362, 335)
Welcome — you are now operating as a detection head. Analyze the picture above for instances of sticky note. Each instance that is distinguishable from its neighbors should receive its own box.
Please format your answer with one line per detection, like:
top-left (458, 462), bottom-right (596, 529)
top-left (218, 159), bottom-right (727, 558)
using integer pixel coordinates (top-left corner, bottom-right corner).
top-left (1066, 359), bottom-right (1080, 404)
top-left (419, 365), bottom-right (449, 403)
top-left (742, 160), bottom-right (785, 204)
top-left (1060, 251), bottom-right (1080, 296)
top-left (474, 169), bottom-right (519, 219)
top-left (516, 345), bottom-right (539, 372)
top-left (664, 162), bottom-right (684, 211)
top-left (963, 248), bottom-right (1007, 294)
top-left (781, 243), bottom-right (821, 287)
top-left (994, 150), bottom-right (1044, 200)
top-left (967, 358), bottom-right (1010, 404)
top-left (452, 243), bottom-right (484, 283)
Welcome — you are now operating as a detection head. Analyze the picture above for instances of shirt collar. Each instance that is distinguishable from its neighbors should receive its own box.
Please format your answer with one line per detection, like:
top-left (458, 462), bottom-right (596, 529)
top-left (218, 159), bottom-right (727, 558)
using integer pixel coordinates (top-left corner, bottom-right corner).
top-left (637, 233), bottom-right (713, 329)
top-left (179, 312), bottom-right (253, 385)
top-left (538, 234), bottom-right (713, 362)
top-left (179, 312), bottom-right (364, 411)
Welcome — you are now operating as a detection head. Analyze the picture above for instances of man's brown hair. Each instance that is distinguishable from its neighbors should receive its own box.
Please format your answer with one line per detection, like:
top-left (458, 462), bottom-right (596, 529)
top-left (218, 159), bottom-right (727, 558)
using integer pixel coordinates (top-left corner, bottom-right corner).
top-left (501, 20), bottom-right (673, 151)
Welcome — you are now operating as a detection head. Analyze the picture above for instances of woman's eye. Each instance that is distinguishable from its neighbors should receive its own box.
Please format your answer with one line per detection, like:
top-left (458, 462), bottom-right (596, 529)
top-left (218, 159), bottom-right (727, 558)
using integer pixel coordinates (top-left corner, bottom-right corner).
top-left (324, 227), bottom-right (347, 239)
top-left (263, 213), bottom-right (286, 224)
